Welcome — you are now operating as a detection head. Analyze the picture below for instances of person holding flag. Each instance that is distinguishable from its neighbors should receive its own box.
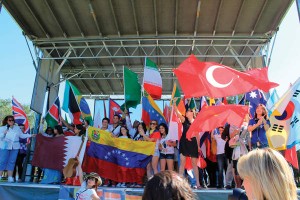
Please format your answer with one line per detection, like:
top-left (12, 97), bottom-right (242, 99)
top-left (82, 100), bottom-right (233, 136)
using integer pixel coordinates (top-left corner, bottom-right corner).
top-left (173, 103), bottom-right (201, 189)
top-left (248, 104), bottom-right (270, 150)
top-left (0, 116), bottom-right (35, 182)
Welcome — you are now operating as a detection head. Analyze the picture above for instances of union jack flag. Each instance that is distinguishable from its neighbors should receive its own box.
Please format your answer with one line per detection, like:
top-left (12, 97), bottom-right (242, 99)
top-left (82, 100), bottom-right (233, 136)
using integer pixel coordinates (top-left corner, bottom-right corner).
top-left (12, 97), bottom-right (30, 134)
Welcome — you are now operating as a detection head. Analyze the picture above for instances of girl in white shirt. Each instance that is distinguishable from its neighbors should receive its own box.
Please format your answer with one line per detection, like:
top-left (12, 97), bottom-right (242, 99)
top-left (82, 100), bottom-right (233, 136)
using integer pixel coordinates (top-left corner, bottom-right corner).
top-left (76, 159), bottom-right (101, 200)
top-left (0, 115), bottom-right (35, 182)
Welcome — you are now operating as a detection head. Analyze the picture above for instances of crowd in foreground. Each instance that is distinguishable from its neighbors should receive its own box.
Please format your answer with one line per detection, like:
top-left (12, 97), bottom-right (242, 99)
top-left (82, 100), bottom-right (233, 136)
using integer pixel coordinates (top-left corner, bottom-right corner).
top-left (0, 103), bottom-right (298, 200)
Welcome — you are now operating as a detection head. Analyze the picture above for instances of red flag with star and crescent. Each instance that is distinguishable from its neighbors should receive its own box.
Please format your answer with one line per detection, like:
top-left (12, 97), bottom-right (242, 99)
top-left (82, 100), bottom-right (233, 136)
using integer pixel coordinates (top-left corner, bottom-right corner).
top-left (173, 55), bottom-right (278, 98)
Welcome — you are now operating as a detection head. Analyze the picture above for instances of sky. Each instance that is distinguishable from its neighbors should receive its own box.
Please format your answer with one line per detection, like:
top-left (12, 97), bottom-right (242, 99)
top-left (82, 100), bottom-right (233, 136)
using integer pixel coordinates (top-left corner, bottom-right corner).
top-left (0, 2), bottom-right (299, 121)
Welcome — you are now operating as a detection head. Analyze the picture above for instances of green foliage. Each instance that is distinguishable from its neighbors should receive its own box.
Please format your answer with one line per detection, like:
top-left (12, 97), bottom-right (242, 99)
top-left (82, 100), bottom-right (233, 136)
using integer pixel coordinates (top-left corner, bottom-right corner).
top-left (0, 98), bottom-right (35, 128)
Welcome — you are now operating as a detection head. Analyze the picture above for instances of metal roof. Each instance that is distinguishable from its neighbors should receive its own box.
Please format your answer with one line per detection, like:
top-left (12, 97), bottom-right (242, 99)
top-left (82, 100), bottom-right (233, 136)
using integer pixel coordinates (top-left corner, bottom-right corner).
top-left (4, 0), bottom-right (293, 96)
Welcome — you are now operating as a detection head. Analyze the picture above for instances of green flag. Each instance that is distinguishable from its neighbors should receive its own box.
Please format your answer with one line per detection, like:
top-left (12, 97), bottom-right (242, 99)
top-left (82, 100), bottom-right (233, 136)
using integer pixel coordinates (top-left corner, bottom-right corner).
top-left (122, 67), bottom-right (141, 109)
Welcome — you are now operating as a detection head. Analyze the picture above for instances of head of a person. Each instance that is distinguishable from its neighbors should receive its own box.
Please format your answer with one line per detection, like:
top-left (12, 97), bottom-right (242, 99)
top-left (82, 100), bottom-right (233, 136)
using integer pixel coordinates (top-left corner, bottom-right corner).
top-left (149, 120), bottom-right (158, 130)
top-left (119, 125), bottom-right (130, 138)
top-left (74, 124), bottom-right (85, 136)
top-left (142, 170), bottom-right (196, 200)
top-left (54, 125), bottom-right (64, 135)
top-left (255, 104), bottom-right (267, 119)
top-left (133, 120), bottom-right (140, 128)
top-left (158, 123), bottom-right (168, 136)
top-left (2, 115), bottom-right (15, 126)
top-left (138, 122), bottom-right (147, 133)
top-left (45, 127), bottom-right (54, 135)
top-left (113, 114), bottom-right (120, 124)
top-left (218, 126), bottom-right (224, 134)
top-left (83, 120), bottom-right (90, 127)
top-left (237, 148), bottom-right (297, 200)
top-left (185, 108), bottom-right (196, 119)
top-left (101, 117), bottom-right (110, 129)
top-left (18, 124), bottom-right (25, 133)
top-left (84, 172), bottom-right (102, 189)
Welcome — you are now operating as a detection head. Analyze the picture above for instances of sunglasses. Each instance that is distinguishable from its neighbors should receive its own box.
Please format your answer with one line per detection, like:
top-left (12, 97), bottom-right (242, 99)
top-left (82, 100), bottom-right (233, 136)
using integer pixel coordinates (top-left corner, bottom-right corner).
top-left (8, 119), bottom-right (15, 122)
top-left (150, 123), bottom-right (157, 125)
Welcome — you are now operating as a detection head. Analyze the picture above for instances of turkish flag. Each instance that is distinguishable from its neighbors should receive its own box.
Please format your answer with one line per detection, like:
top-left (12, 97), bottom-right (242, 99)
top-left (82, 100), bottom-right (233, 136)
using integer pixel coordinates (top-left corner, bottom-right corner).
top-left (245, 67), bottom-right (279, 91)
top-left (186, 105), bottom-right (248, 140)
top-left (173, 55), bottom-right (278, 98)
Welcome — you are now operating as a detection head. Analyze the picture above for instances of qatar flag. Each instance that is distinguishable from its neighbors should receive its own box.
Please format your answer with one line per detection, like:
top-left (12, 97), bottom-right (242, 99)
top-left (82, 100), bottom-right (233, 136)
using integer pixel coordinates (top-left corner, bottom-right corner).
top-left (173, 55), bottom-right (278, 98)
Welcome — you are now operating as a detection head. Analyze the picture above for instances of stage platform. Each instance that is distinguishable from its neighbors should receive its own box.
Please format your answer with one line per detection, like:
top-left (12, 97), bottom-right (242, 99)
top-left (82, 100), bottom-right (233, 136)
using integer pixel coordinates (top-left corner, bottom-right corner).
top-left (0, 182), bottom-right (233, 200)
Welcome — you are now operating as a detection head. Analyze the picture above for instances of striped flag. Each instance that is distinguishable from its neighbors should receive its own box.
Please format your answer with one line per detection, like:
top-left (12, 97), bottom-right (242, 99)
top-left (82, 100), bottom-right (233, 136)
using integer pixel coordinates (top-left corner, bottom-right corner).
top-left (45, 97), bottom-right (60, 128)
top-left (143, 58), bottom-right (162, 100)
top-left (12, 97), bottom-right (30, 134)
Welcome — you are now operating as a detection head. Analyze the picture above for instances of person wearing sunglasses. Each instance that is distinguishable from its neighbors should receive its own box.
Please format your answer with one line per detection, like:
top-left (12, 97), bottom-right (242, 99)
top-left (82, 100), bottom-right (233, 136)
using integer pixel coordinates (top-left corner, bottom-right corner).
top-left (0, 115), bottom-right (35, 182)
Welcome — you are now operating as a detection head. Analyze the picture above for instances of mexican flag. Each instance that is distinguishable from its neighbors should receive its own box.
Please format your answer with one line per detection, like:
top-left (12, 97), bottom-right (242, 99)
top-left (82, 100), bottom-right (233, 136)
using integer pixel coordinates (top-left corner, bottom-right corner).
top-left (143, 58), bottom-right (162, 100)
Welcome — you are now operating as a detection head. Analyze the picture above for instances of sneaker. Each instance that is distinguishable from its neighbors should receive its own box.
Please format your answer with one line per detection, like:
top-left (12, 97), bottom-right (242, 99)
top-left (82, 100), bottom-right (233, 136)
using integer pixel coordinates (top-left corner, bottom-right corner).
top-left (116, 183), bottom-right (122, 187)
top-left (120, 183), bottom-right (126, 188)
top-left (8, 177), bottom-right (14, 183)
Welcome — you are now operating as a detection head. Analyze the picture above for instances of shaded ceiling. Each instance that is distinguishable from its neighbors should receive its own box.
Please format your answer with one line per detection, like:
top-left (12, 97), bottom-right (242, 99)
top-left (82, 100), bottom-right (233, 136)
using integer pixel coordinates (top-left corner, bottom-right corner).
top-left (4, 0), bottom-right (293, 96)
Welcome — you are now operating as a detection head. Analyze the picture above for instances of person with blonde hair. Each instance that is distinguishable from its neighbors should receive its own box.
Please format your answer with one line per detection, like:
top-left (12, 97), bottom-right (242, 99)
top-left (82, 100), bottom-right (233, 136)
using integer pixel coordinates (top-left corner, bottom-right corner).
top-left (237, 148), bottom-right (297, 200)
top-left (142, 170), bottom-right (196, 200)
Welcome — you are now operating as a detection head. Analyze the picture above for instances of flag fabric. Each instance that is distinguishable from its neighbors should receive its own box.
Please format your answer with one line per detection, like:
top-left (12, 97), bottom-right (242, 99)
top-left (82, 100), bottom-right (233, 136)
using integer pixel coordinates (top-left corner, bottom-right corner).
top-left (78, 96), bottom-right (93, 126)
top-left (32, 134), bottom-right (87, 171)
top-left (143, 58), bottom-right (162, 100)
top-left (238, 95), bottom-right (245, 105)
top-left (245, 90), bottom-right (267, 118)
top-left (284, 146), bottom-right (299, 169)
top-left (267, 78), bottom-right (300, 150)
top-left (93, 100), bottom-right (102, 128)
top-left (209, 98), bottom-right (215, 106)
top-left (142, 92), bottom-right (167, 127)
top-left (222, 97), bottom-right (228, 105)
top-left (199, 96), bottom-right (208, 111)
top-left (167, 106), bottom-right (183, 142)
top-left (186, 98), bottom-right (197, 110)
top-left (84, 127), bottom-right (155, 183)
top-left (186, 105), bottom-right (249, 140)
top-left (123, 67), bottom-right (142, 109)
top-left (109, 99), bottom-right (122, 122)
top-left (45, 97), bottom-right (60, 128)
top-left (170, 83), bottom-right (186, 115)
top-left (12, 97), bottom-right (30, 134)
top-left (63, 81), bottom-right (82, 125)
top-left (163, 104), bottom-right (170, 124)
top-left (173, 54), bottom-right (278, 98)
top-left (245, 67), bottom-right (278, 91)
top-left (266, 89), bottom-right (280, 117)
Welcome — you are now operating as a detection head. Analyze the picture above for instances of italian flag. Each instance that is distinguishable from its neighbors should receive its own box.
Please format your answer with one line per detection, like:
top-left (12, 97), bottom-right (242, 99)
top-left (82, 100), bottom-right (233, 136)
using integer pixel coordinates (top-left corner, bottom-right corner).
top-left (143, 58), bottom-right (162, 100)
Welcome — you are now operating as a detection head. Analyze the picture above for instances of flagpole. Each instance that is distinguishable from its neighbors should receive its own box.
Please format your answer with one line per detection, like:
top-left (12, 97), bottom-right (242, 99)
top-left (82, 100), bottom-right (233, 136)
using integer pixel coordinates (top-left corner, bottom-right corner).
top-left (123, 65), bottom-right (127, 111)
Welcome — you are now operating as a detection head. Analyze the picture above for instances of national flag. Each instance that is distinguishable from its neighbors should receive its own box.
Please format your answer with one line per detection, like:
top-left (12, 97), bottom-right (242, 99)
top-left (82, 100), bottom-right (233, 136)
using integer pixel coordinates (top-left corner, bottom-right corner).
top-left (186, 105), bottom-right (249, 140)
top-left (62, 81), bottom-right (82, 125)
top-left (122, 67), bottom-right (142, 109)
top-left (266, 89), bottom-right (280, 117)
top-left (222, 97), bottom-right (228, 105)
top-left (143, 58), bottom-right (162, 100)
top-left (245, 67), bottom-right (278, 91)
top-left (284, 146), bottom-right (299, 169)
top-left (32, 134), bottom-right (87, 171)
top-left (93, 100), bottom-right (102, 128)
top-left (199, 96), bottom-right (208, 111)
top-left (267, 78), bottom-right (300, 150)
top-left (209, 98), bottom-right (215, 106)
top-left (163, 104), bottom-right (170, 124)
top-left (12, 97), bottom-right (30, 134)
top-left (167, 105), bottom-right (183, 142)
top-left (78, 96), bottom-right (93, 126)
top-left (245, 89), bottom-right (267, 118)
top-left (238, 95), bottom-right (245, 105)
top-left (173, 55), bottom-right (278, 98)
top-left (109, 99), bottom-right (122, 122)
top-left (142, 92), bottom-right (167, 127)
top-left (84, 127), bottom-right (155, 183)
top-left (186, 98), bottom-right (197, 110)
top-left (170, 83), bottom-right (186, 115)
top-left (45, 97), bottom-right (60, 128)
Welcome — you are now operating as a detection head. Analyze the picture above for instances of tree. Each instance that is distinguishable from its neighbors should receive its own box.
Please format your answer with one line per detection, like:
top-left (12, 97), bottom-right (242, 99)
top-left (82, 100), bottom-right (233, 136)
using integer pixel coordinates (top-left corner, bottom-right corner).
top-left (0, 98), bottom-right (35, 128)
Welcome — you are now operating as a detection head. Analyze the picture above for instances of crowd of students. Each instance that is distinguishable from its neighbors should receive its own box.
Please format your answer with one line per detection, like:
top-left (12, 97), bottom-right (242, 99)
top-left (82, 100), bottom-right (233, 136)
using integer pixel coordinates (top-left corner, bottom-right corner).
top-left (0, 103), bottom-right (298, 199)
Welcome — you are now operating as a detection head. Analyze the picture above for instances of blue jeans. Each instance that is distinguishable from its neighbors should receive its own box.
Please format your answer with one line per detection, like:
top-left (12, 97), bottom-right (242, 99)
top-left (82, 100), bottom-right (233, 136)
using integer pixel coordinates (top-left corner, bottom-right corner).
top-left (0, 149), bottom-right (19, 171)
top-left (216, 153), bottom-right (227, 187)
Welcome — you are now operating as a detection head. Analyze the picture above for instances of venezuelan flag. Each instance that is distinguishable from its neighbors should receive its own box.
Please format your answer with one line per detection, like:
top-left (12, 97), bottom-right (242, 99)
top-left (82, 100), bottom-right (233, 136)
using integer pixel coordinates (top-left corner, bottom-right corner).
top-left (142, 92), bottom-right (167, 126)
top-left (85, 127), bottom-right (155, 183)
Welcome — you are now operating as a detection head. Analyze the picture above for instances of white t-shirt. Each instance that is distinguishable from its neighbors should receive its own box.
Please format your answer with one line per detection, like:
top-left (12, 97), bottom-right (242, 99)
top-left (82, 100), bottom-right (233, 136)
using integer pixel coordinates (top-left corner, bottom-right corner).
top-left (213, 134), bottom-right (226, 155)
top-left (159, 137), bottom-right (175, 155)
top-left (75, 182), bottom-right (97, 200)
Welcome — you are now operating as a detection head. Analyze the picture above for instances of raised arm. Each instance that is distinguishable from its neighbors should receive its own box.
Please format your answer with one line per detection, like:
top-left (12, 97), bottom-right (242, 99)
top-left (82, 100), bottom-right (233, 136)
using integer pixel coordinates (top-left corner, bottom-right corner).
top-left (173, 104), bottom-right (185, 123)
top-left (60, 115), bottom-right (74, 131)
